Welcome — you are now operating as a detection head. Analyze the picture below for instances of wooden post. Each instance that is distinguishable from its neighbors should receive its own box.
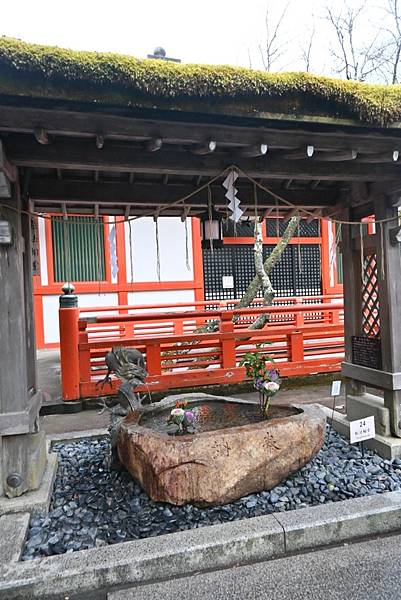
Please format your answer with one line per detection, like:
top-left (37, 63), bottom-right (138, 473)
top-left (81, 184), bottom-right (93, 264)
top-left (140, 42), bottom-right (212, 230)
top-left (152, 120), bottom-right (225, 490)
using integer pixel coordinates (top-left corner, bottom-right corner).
top-left (146, 344), bottom-right (162, 375)
top-left (341, 207), bottom-right (366, 399)
top-left (59, 284), bottom-right (81, 401)
top-left (220, 311), bottom-right (236, 369)
top-left (289, 331), bottom-right (304, 362)
top-left (0, 183), bottom-right (47, 498)
top-left (375, 197), bottom-right (401, 436)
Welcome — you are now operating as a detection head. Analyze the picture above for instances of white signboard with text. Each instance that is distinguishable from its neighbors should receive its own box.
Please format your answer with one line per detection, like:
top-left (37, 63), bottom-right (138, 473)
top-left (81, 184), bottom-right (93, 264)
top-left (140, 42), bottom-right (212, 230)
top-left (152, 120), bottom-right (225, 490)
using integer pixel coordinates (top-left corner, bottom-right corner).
top-left (331, 380), bottom-right (341, 397)
top-left (222, 276), bottom-right (234, 289)
top-left (350, 416), bottom-right (375, 444)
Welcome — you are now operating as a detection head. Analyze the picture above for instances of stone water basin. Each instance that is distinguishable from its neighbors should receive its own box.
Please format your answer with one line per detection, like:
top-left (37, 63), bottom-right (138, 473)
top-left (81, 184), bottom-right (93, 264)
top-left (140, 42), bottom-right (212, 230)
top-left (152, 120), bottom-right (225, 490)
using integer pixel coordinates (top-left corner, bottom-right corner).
top-left (117, 393), bottom-right (326, 506)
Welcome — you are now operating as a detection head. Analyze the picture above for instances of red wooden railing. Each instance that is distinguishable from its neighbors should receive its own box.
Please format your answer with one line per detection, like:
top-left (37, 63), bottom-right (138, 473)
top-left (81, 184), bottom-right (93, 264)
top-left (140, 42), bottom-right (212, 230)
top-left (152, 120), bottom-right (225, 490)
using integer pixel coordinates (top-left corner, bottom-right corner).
top-left (59, 295), bottom-right (344, 401)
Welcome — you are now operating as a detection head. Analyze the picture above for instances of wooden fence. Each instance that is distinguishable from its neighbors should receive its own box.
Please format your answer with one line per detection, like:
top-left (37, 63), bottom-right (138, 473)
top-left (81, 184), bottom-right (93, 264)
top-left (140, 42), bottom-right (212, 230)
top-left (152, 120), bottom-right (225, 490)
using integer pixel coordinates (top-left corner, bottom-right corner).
top-left (58, 295), bottom-right (344, 401)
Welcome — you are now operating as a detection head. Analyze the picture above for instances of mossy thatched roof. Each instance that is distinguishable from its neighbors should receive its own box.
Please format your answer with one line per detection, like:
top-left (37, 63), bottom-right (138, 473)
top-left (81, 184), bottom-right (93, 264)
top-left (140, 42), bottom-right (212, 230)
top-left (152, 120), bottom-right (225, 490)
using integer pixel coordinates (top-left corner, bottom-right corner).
top-left (1, 36), bottom-right (401, 126)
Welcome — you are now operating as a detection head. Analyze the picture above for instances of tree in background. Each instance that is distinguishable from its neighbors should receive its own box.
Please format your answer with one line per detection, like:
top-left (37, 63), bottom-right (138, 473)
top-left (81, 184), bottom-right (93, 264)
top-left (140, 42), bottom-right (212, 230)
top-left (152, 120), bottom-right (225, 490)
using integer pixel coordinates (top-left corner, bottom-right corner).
top-left (326, 2), bottom-right (389, 81)
top-left (251, 0), bottom-right (401, 84)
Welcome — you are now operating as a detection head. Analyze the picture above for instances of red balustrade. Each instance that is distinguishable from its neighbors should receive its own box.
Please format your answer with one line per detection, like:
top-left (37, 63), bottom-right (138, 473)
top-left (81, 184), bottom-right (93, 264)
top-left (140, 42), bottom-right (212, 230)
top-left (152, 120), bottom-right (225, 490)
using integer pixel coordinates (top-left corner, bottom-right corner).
top-left (59, 295), bottom-right (344, 401)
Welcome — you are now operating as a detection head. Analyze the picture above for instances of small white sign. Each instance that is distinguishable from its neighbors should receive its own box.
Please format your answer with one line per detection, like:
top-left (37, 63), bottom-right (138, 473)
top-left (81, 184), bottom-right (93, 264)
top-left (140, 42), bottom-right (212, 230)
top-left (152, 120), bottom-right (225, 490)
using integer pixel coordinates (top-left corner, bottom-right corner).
top-left (350, 416), bottom-right (376, 444)
top-left (331, 380), bottom-right (342, 397)
top-left (222, 276), bottom-right (234, 289)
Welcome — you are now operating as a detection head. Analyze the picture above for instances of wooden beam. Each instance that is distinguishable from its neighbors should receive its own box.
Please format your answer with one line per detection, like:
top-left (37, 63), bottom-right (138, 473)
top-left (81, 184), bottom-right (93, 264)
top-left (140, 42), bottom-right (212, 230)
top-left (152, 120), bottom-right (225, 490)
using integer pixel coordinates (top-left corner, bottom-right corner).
top-left (145, 138), bottom-right (163, 152)
top-left (3, 104), bottom-right (401, 153)
top-left (9, 137), bottom-right (400, 181)
top-left (33, 128), bottom-right (50, 145)
top-left (28, 179), bottom-right (338, 209)
top-left (191, 140), bottom-right (216, 155)
top-left (314, 150), bottom-right (357, 161)
top-left (0, 141), bottom-right (17, 183)
top-left (283, 146), bottom-right (314, 159)
top-left (240, 143), bottom-right (268, 158)
top-left (306, 209), bottom-right (322, 223)
top-left (356, 151), bottom-right (400, 163)
top-left (95, 135), bottom-right (104, 149)
top-left (283, 208), bottom-right (299, 222)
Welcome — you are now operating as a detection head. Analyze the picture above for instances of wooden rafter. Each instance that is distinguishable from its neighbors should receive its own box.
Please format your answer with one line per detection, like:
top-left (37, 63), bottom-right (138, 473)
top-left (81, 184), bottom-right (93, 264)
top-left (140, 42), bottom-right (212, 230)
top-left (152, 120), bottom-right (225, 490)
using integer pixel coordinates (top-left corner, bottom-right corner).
top-left (2, 104), bottom-right (401, 154)
top-left (6, 136), bottom-right (401, 181)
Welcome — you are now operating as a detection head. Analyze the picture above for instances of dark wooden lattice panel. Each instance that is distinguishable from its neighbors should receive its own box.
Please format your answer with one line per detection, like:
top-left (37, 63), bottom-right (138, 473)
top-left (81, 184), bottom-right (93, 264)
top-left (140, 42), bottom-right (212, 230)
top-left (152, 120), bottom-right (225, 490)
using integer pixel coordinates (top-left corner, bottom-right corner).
top-left (232, 246), bottom-right (257, 298)
top-left (294, 245), bottom-right (322, 296)
top-left (263, 245), bottom-right (295, 296)
top-left (203, 244), bottom-right (322, 303)
top-left (265, 219), bottom-right (320, 237)
top-left (362, 254), bottom-right (380, 338)
top-left (202, 246), bottom-right (236, 301)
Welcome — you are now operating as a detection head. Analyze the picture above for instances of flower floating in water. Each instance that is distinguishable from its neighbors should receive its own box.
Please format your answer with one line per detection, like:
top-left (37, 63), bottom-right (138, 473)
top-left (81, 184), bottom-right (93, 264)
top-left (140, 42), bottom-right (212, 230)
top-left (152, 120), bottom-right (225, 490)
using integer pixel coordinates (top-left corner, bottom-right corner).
top-left (168, 403), bottom-right (195, 435)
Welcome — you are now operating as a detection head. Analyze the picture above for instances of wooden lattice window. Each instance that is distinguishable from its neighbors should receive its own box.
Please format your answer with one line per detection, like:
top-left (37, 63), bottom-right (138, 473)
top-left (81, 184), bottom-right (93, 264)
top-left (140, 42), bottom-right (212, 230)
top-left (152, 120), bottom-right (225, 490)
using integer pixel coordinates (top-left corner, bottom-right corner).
top-left (362, 254), bottom-right (380, 338)
top-left (51, 216), bottom-right (106, 282)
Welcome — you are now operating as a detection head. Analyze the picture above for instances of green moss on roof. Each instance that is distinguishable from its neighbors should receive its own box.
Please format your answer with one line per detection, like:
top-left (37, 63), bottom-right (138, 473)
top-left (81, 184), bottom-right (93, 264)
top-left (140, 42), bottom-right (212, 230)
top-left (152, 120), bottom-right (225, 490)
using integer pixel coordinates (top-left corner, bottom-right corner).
top-left (1, 36), bottom-right (401, 126)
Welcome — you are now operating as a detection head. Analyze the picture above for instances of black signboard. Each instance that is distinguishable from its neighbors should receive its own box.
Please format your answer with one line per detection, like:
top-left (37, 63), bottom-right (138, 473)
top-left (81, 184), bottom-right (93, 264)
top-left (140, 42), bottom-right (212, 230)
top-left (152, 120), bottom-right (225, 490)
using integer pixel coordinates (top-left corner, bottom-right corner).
top-left (352, 336), bottom-right (382, 370)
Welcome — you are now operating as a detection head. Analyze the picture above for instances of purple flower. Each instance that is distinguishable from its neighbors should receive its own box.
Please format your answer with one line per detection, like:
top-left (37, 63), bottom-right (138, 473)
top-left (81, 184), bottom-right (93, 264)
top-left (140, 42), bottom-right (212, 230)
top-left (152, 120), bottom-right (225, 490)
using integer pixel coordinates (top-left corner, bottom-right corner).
top-left (268, 369), bottom-right (279, 381)
top-left (254, 377), bottom-right (264, 390)
top-left (184, 410), bottom-right (195, 423)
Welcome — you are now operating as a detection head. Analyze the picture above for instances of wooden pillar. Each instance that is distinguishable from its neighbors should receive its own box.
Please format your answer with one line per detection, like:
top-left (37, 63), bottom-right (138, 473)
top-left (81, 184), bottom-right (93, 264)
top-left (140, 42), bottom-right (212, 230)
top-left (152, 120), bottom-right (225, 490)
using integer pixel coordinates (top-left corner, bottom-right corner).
top-left (375, 197), bottom-right (401, 437)
top-left (0, 182), bottom-right (46, 497)
top-left (341, 208), bottom-right (366, 399)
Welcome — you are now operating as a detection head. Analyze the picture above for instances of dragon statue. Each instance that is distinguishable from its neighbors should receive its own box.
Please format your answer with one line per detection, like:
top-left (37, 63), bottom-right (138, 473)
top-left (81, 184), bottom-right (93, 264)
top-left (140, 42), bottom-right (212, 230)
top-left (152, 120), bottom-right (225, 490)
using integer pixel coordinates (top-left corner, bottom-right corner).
top-left (97, 346), bottom-right (148, 468)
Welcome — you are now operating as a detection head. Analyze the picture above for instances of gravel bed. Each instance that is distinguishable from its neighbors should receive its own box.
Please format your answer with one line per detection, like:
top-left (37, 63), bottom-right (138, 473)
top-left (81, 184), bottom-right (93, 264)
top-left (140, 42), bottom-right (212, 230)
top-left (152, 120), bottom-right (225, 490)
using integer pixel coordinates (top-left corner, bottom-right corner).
top-left (22, 425), bottom-right (401, 560)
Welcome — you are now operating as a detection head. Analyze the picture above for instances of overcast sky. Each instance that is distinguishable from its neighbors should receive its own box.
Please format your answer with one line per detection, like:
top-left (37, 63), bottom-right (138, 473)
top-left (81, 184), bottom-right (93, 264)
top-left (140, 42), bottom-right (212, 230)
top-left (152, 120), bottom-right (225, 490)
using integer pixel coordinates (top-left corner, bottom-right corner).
top-left (0, 0), bottom-right (387, 77)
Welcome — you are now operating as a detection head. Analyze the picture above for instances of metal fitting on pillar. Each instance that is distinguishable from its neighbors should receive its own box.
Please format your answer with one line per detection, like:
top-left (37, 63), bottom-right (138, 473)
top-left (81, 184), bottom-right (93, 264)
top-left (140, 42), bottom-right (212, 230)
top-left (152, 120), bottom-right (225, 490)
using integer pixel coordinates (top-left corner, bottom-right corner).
top-left (59, 282), bottom-right (78, 308)
top-left (6, 472), bottom-right (23, 488)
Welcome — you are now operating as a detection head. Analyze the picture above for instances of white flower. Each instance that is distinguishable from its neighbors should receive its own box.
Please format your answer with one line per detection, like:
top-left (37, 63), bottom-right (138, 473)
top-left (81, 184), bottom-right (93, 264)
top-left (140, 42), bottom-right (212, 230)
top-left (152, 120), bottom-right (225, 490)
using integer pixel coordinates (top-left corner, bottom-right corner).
top-left (170, 408), bottom-right (185, 417)
top-left (264, 381), bottom-right (280, 393)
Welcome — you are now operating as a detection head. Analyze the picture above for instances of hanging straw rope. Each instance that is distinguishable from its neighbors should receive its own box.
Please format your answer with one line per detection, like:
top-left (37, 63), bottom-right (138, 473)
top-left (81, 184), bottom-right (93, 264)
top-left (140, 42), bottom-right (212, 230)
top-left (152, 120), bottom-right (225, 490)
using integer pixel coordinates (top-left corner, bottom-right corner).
top-left (297, 212), bottom-right (303, 273)
top-left (62, 215), bottom-right (72, 284)
top-left (380, 221), bottom-right (386, 281)
top-left (253, 182), bottom-right (258, 222)
top-left (360, 223), bottom-right (365, 287)
top-left (184, 217), bottom-right (190, 271)
top-left (2, 162), bottom-right (399, 228)
top-left (128, 219), bottom-right (134, 289)
top-left (154, 215), bottom-right (161, 281)
top-left (96, 217), bottom-right (103, 295)
top-left (207, 184), bottom-right (214, 254)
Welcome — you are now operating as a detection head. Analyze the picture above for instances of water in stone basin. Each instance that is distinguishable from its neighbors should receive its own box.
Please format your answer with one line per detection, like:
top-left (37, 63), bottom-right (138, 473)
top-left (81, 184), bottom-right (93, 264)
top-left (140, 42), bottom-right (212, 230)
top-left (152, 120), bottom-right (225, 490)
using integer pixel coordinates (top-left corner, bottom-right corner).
top-left (139, 401), bottom-right (299, 434)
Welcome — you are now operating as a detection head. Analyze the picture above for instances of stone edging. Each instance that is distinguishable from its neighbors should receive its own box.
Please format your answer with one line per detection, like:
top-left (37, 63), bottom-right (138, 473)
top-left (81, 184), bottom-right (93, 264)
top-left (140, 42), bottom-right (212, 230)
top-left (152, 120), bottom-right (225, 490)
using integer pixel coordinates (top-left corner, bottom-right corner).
top-left (1, 490), bottom-right (401, 599)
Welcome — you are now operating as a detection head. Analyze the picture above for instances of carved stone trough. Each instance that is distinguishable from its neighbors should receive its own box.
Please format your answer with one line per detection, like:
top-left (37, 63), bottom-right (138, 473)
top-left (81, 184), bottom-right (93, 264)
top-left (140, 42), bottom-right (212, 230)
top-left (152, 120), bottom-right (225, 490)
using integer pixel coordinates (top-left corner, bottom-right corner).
top-left (117, 393), bottom-right (326, 506)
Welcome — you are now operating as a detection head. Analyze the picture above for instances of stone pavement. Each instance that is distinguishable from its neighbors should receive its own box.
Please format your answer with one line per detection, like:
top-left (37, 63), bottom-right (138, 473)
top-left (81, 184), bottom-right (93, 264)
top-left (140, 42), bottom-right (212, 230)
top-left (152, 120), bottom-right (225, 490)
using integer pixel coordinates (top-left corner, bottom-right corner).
top-left (108, 532), bottom-right (401, 600)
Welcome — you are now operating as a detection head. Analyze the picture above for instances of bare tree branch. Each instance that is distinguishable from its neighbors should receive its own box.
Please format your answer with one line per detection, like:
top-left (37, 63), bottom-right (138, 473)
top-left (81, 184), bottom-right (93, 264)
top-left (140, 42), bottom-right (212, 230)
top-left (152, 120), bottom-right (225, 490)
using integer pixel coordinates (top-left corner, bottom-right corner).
top-left (325, 2), bottom-right (388, 81)
top-left (260, 0), bottom-right (291, 71)
top-left (381, 0), bottom-right (401, 83)
top-left (300, 21), bottom-right (315, 72)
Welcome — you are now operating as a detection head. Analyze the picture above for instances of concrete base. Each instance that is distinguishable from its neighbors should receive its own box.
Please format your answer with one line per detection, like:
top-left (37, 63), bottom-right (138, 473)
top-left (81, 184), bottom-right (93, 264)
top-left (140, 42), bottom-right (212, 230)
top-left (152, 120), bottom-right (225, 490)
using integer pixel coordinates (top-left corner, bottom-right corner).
top-left (320, 405), bottom-right (401, 460)
top-left (0, 452), bottom-right (58, 517)
top-left (26, 431), bottom-right (48, 491)
top-left (347, 393), bottom-right (391, 437)
top-left (2, 491), bottom-right (401, 599)
top-left (0, 513), bottom-right (30, 566)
